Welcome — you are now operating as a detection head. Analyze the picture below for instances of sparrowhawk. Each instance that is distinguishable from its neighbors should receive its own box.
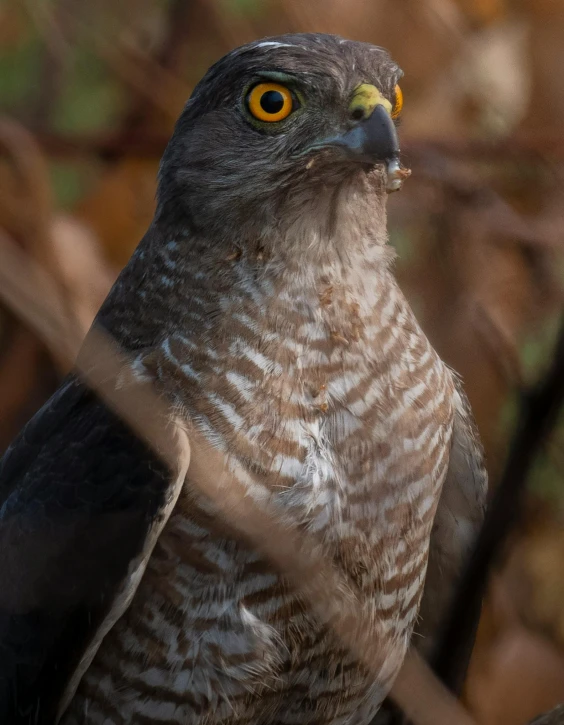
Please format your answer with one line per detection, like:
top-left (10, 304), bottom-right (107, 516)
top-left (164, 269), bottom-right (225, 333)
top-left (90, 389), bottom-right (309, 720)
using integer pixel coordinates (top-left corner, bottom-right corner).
top-left (0, 33), bottom-right (487, 725)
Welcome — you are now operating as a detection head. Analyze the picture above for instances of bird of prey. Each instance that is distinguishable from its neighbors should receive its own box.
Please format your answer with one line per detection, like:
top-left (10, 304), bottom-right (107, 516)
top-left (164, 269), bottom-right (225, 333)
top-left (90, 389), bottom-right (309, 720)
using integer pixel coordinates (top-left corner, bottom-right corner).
top-left (0, 33), bottom-right (487, 725)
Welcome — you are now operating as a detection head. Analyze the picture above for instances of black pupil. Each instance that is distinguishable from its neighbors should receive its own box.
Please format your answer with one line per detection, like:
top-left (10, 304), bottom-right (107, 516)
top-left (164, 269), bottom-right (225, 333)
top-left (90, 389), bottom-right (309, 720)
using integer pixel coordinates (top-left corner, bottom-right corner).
top-left (260, 90), bottom-right (285, 115)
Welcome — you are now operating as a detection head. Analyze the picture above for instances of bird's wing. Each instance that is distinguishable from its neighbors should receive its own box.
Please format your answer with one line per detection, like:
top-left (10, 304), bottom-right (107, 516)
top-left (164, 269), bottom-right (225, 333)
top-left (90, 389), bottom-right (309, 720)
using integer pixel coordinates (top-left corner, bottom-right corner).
top-left (416, 373), bottom-right (488, 685)
top-left (0, 375), bottom-right (188, 725)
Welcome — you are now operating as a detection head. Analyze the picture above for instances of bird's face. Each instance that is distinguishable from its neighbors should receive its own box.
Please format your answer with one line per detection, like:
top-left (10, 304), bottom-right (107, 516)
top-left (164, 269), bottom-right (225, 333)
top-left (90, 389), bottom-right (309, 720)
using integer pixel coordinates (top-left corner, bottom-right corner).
top-left (158, 34), bottom-right (405, 245)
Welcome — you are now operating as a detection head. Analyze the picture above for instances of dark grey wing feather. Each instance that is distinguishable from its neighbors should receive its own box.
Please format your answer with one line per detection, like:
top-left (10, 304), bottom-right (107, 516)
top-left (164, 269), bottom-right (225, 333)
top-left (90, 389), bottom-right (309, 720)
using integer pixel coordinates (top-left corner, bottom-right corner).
top-left (417, 374), bottom-right (487, 668)
top-left (0, 376), bottom-right (171, 725)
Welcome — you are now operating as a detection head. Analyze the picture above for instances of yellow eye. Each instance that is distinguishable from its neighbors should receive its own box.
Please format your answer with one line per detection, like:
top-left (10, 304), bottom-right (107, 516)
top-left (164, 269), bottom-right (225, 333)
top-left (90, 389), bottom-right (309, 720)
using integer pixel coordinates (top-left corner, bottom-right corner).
top-left (247, 82), bottom-right (295, 122)
top-left (392, 84), bottom-right (403, 119)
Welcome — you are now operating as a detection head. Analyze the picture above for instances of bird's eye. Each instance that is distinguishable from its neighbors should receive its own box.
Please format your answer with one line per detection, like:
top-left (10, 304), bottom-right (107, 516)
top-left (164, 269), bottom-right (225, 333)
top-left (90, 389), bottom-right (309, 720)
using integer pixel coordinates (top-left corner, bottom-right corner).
top-left (391, 84), bottom-right (403, 119)
top-left (247, 82), bottom-right (295, 122)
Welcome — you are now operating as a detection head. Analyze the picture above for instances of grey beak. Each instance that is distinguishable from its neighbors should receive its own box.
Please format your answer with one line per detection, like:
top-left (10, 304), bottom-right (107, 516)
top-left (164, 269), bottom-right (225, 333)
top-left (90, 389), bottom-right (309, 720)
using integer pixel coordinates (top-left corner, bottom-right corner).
top-left (330, 104), bottom-right (400, 164)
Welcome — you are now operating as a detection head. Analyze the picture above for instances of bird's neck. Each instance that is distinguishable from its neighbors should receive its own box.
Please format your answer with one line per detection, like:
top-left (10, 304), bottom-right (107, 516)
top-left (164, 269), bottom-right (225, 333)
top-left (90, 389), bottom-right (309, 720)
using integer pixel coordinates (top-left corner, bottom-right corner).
top-left (166, 199), bottom-right (395, 322)
top-left (98, 190), bottom-right (396, 351)
top-left (167, 175), bottom-right (393, 276)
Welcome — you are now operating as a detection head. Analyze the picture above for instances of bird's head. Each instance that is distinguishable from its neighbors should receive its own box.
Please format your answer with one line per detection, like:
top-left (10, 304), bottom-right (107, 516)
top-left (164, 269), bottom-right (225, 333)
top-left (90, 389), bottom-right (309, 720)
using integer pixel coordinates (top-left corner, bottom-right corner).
top-left (157, 34), bottom-right (408, 250)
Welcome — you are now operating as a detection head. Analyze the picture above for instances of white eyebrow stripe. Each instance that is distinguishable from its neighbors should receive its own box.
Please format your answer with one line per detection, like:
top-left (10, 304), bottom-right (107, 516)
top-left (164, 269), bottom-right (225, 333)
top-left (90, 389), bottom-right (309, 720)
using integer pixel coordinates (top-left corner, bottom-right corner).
top-left (255, 41), bottom-right (300, 49)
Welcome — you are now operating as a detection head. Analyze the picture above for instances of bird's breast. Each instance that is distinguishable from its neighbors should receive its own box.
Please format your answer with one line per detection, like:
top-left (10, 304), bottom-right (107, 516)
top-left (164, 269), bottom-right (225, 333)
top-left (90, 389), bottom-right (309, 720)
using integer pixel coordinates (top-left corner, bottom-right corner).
top-left (72, 266), bottom-right (455, 724)
top-left (141, 268), bottom-right (453, 642)
top-left (141, 264), bottom-right (455, 613)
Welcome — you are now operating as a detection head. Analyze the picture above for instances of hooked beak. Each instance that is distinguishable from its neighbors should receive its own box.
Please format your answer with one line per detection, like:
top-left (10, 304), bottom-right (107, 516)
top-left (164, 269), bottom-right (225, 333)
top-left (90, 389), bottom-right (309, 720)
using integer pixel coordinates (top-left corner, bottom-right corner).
top-left (330, 104), bottom-right (400, 166)
top-left (305, 84), bottom-right (410, 192)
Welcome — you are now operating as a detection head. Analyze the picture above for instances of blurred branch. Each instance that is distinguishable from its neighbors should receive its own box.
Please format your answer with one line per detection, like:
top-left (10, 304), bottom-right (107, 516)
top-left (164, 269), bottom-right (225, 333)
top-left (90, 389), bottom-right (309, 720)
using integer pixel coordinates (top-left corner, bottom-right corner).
top-left (472, 302), bottom-right (524, 387)
top-left (22, 2), bottom-right (189, 122)
top-left (0, 321), bottom-right (56, 452)
top-left (431, 311), bottom-right (564, 689)
top-left (406, 135), bottom-right (564, 161)
top-left (0, 118), bottom-right (53, 248)
top-left (529, 705), bottom-right (564, 725)
top-left (116, 0), bottom-right (195, 140)
top-left (0, 118), bottom-right (85, 361)
top-left (416, 0), bottom-right (470, 47)
top-left (21, 0), bottom-right (72, 58)
top-left (0, 230), bottom-right (81, 361)
top-left (195, 0), bottom-right (256, 49)
top-left (103, 40), bottom-right (189, 120)
top-left (21, 0), bottom-right (72, 128)
top-left (25, 129), bottom-right (564, 161)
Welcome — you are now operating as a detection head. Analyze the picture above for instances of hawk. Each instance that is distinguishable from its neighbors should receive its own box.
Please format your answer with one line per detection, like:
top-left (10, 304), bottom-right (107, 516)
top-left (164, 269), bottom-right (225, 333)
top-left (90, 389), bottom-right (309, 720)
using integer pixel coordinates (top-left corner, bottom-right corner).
top-left (0, 33), bottom-right (487, 725)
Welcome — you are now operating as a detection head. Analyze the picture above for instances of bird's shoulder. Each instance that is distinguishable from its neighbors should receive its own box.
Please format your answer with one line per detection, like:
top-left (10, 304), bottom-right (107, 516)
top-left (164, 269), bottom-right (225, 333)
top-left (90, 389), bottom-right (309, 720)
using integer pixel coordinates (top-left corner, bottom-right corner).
top-left (0, 374), bottom-right (174, 724)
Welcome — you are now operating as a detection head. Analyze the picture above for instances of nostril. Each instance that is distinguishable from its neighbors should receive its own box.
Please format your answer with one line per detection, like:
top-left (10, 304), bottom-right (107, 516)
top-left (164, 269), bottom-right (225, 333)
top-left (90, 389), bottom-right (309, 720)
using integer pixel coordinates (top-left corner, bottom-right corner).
top-left (350, 108), bottom-right (365, 121)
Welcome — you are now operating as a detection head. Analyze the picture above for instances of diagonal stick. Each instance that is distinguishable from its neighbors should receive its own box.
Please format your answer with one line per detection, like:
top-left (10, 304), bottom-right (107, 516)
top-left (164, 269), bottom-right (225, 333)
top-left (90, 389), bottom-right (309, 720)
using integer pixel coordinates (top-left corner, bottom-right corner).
top-left (0, 230), bottom-right (476, 725)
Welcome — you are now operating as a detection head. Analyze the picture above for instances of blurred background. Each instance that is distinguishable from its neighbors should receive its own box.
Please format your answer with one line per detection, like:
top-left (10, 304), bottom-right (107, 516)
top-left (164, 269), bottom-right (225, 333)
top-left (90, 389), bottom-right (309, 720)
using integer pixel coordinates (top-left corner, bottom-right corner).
top-left (1, 1), bottom-right (564, 722)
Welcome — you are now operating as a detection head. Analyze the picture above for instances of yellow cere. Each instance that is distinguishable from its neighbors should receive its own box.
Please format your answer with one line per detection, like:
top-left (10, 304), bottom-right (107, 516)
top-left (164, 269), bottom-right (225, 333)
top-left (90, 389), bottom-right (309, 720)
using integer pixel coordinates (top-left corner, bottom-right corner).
top-left (349, 83), bottom-right (403, 120)
top-left (349, 84), bottom-right (392, 119)
top-left (248, 82), bottom-right (294, 122)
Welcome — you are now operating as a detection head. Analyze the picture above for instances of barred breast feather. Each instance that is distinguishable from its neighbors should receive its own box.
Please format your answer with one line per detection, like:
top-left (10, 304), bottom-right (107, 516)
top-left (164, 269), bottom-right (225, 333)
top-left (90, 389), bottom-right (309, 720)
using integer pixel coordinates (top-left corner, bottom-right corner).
top-left (62, 227), bottom-right (455, 725)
